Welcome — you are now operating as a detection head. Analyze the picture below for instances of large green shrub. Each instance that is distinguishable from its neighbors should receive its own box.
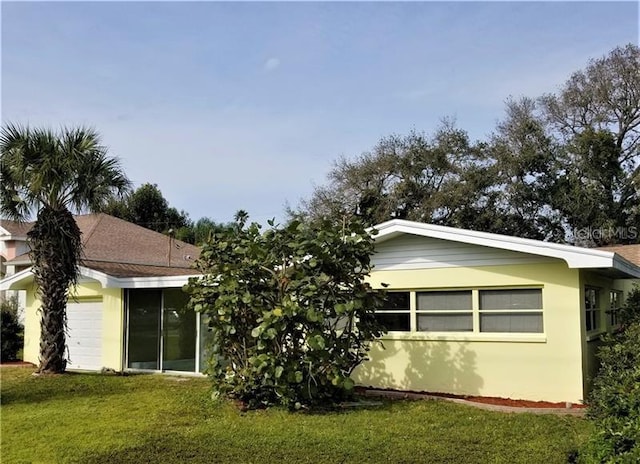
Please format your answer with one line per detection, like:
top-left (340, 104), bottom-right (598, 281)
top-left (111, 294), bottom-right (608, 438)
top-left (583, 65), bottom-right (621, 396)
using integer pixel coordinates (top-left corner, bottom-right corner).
top-left (582, 286), bottom-right (640, 463)
top-left (185, 215), bottom-right (386, 409)
top-left (1, 296), bottom-right (24, 362)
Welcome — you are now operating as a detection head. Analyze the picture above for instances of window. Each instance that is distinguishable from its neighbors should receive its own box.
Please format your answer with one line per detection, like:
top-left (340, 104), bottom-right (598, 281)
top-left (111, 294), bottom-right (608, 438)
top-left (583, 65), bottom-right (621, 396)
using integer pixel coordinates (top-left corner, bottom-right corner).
top-left (585, 287), bottom-right (600, 332)
top-left (374, 287), bottom-right (544, 335)
top-left (127, 289), bottom-right (162, 370)
top-left (479, 289), bottom-right (543, 333)
top-left (608, 290), bottom-right (623, 327)
top-left (375, 292), bottom-right (410, 331)
top-left (416, 291), bottom-right (472, 332)
top-left (162, 289), bottom-right (196, 372)
top-left (127, 288), bottom-right (197, 372)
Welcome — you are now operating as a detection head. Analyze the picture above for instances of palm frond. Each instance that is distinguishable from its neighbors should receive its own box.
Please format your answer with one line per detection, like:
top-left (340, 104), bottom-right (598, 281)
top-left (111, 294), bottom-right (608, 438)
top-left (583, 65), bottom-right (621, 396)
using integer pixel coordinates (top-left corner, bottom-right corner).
top-left (1, 123), bottom-right (132, 217)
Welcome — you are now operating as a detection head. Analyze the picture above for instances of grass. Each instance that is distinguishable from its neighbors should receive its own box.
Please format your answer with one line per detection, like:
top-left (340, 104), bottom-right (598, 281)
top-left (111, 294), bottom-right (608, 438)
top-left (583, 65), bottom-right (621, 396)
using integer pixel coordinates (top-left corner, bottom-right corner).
top-left (1, 367), bottom-right (591, 463)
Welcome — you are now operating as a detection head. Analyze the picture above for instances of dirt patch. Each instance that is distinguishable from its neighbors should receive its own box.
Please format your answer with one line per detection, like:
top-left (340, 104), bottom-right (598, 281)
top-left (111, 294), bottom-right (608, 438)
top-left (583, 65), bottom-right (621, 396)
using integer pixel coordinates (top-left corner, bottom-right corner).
top-left (430, 392), bottom-right (585, 409)
top-left (357, 387), bottom-right (585, 409)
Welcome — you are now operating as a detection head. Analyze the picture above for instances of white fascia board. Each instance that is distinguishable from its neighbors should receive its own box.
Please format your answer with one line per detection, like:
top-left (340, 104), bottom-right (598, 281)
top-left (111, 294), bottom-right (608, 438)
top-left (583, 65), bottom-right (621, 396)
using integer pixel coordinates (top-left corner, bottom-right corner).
top-left (77, 266), bottom-right (197, 288)
top-left (371, 219), bottom-right (640, 274)
top-left (110, 275), bottom-right (199, 289)
top-left (1, 266), bottom-right (198, 291)
top-left (0, 226), bottom-right (28, 242)
top-left (0, 267), bottom-right (34, 290)
top-left (6, 258), bottom-right (32, 266)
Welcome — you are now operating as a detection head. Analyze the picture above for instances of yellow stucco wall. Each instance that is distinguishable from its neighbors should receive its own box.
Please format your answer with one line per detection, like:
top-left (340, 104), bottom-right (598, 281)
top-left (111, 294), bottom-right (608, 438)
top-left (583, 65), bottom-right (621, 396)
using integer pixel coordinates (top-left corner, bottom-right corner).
top-left (579, 273), bottom-right (638, 394)
top-left (354, 262), bottom-right (585, 403)
top-left (22, 281), bottom-right (124, 371)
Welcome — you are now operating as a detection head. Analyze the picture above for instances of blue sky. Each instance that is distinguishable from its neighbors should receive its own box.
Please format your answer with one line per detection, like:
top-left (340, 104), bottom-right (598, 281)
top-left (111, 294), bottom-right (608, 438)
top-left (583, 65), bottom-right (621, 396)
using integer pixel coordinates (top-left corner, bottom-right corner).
top-left (2, 1), bottom-right (638, 225)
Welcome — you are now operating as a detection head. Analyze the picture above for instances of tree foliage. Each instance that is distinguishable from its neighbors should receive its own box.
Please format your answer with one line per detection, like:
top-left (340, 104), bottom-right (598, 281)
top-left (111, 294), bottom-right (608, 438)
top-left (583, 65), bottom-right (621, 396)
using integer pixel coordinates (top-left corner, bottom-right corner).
top-left (297, 123), bottom-right (514, 234)
top-left (295, 44), bottom-right (639, 245)
top-left (583, 286), bottom-right (640, 463)
top-left (103, 183), bottom-right (190, 234)
top-left (185, 214), bottom-right (386, 409)
top-left (0, 124), bottom-right (130, 373)
top-left (103, 183), bottom-right (232, 244)
top-left (1, 296), bottom-right (23, 362)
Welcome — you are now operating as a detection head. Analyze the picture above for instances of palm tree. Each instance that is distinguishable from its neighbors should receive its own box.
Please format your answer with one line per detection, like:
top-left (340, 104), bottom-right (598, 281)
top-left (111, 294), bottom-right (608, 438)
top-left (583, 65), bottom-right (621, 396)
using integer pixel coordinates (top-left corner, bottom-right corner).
top-left (0, 124), bottom-right (130, 373)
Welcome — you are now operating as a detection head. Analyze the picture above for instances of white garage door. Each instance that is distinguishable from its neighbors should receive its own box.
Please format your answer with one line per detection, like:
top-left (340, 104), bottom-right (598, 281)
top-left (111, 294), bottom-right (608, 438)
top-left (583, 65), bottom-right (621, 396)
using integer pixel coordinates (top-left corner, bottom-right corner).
top-left (66, 300), bottom-right (103, 371)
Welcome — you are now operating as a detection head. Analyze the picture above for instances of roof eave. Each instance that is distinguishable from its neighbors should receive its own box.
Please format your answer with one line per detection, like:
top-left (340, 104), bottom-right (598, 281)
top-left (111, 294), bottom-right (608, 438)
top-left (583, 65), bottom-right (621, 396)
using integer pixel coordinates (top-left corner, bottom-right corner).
top-left (0, 268), bottom-right (35, 290)
top-left (612, 255), bottom-right (640, 279)
top-left (371, 219), bottom-right (640, 276)
top-left (0, 266), bottom-right (198, 291)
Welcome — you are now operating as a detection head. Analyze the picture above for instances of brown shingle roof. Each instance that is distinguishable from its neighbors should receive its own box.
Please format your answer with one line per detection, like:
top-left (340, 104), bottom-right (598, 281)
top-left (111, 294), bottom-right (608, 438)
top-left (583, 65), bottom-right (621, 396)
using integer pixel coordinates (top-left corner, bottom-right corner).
top-left (0, 219), bottom-right (33, 237)
top-left (597, 244), bottom-right (640, 266)
top-left (82, 260), bottom-right (200, 278)
top-left (7, 214), bottom-right (200, 278)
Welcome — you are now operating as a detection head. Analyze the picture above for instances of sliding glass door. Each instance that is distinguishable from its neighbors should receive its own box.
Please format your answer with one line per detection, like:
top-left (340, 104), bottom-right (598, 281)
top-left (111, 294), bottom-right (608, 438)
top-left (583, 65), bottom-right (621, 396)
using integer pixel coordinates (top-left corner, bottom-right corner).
top-left (162, 289), bottom-right (196, 372)
top-left (127, 289), bottom-right (161, 370)
top-left (126, 288), bottom-right (197, 372)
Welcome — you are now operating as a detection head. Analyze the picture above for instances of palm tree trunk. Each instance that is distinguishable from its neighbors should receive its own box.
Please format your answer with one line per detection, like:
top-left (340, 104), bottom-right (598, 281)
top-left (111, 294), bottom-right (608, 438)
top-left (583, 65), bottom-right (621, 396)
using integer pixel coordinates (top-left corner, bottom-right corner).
top-left (29, 208), bottom-right (82, 374)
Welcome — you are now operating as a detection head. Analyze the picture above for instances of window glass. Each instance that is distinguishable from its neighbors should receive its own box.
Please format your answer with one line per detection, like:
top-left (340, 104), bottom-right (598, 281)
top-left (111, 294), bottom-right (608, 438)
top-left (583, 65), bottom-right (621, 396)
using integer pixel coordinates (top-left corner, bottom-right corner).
top-left (378, 292), bottom-right (410, 311)
top-left (375, 292), bottom-right (410, 331)
top-left (585, 287), bottom-right (600, 332)
top-left (417, 314), bottom-right (473, 331)
top-left (479, 289), bottom-right (543, 333)
top-left (199, 314), bottom-right (214, 373)
top-left (416, 291), bottom-right (472, 332)
top-left (128, 289), bottom-right (161, 369)
top-left (417, 291), bottom-right (472, 311)
top-left (480, 313), bottom-right (543, 333)
top-left (162, 289), bottom-right (196, 372)
top-left (609, 291), bottom-right (622, 327)
top-left (480, 289), bottom-right (542, 310)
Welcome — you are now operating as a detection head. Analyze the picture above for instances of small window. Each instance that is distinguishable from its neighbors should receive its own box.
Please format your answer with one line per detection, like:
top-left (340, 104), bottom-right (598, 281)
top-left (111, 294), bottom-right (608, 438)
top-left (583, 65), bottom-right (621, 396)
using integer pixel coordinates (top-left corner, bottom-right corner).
top-left (608, 290), bottom-right (622, 327)
top-left (375, 292), bottom-right (410, 331)
top-left (416, 291), bottom-right (473, 332)
top-left (585, 287), bottom-right (600, 332)
top-left (479, 289), bottom-right (543, 333)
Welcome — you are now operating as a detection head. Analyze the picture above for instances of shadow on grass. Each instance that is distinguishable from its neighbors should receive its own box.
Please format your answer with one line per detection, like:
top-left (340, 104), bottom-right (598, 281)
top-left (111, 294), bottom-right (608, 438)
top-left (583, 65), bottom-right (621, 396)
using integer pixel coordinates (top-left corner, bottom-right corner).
top-left (0, 370), bottom-right (142, 406)
top-left (79, 435), bottom-right (208, 464)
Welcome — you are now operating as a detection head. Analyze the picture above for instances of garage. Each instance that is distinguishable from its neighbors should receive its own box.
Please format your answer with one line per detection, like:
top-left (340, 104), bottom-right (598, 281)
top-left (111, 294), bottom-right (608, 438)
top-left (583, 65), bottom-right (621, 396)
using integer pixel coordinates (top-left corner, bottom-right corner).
top-left (66, 300), bottom-right (103, 371)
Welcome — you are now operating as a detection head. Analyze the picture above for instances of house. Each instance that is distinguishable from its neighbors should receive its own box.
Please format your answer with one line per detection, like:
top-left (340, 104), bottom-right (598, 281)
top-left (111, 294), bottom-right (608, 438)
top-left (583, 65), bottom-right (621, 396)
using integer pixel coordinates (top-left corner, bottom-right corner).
top-left (0, 214), bottom-right (202, 372)
top-left (352, 220), bottom-right (640, 403)
top-left (0, 219), bottom-right (32, 315)
top-left (1, 216), bottom-right (639, 404)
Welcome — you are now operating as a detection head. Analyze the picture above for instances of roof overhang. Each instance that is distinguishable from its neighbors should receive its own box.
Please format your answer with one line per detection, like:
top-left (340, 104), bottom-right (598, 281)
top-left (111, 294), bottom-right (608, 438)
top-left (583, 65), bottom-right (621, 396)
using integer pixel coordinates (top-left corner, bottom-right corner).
top-left (371, 219), bottom-right (640, 278)
top-left (0, 266), bottom-right (198, 291)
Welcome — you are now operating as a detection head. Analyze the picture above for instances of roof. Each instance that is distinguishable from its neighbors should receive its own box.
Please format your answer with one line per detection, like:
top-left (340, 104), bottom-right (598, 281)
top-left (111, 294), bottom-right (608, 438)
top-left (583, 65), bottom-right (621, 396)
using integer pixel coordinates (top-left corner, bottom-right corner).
top-left (6, 213), bottom-right (200, 278)
top-left (0, 219), bottom-right (33, 238)
top-left (372, 219), bottom-right (640, 279)
top-left (596, 244), bottom-right (640, 266)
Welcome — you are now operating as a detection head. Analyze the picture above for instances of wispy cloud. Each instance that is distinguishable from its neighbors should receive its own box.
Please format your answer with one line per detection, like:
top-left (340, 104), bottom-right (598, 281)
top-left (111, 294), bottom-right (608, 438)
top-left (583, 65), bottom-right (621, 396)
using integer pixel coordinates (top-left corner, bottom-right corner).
top-left (263, 57), bottom-right (280, 72)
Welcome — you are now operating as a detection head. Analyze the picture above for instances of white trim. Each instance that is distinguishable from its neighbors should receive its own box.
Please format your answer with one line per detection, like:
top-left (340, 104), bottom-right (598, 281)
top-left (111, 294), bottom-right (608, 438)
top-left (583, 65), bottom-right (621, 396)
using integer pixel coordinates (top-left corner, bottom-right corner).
top-left (0, 267), bottom-right (34, 290)
top-left (0, 265), bottom-right (197, 290)
top-left (381, 332), bottom-right (547, 343)
top-left (0, 225), bottom-right (28, 242)
top-left (371, 219), bottom-right (640, 277)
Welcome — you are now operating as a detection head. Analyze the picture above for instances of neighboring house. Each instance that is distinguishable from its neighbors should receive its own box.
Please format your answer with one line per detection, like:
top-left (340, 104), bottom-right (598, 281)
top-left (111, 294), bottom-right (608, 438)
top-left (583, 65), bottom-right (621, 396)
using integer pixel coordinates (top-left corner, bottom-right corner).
top-left (1, 216), bottom-right (639, 404)
top-left (1, 213), bottom-right (201, 372)
top-left (0, 219), bottom-right (32, 318)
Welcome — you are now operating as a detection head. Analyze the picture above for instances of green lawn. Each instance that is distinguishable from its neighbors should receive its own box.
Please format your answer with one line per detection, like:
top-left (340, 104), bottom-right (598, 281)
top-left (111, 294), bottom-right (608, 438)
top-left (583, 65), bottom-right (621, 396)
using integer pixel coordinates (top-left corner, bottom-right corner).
top-left (1, 367), bottom-right (590, 463)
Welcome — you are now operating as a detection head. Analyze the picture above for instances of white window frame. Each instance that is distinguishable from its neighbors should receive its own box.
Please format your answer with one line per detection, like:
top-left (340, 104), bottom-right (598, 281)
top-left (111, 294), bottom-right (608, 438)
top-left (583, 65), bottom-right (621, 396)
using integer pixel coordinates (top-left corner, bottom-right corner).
top-left (608, 290), bottom-right (623, 329)
top-left (478, 288), bottom-right (544, 334)
top-left (415, 290), bottom-right (473, 332)
top-left (585, 287), bottom-right (601, 333)
top-left (374, 286), bottom-right (545, 341)
top-left (375, 291), bottom-right (412, 332)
